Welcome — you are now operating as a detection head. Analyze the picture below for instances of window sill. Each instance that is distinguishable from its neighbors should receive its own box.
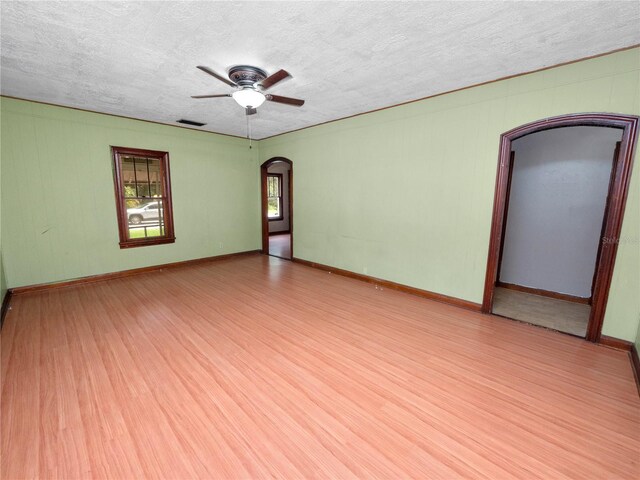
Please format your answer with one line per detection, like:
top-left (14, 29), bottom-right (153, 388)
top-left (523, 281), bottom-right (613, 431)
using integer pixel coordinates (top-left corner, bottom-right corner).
top-left (268, 217), bottom-right (284, 222)
top-left (119, 237), bottom-right (176, 249)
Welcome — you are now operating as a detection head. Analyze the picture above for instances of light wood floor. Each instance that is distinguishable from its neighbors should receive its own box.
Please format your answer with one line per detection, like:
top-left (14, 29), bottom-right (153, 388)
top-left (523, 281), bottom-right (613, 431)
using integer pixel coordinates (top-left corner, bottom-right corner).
top-left (2, 254), bottom-right (638, 479)
top-left (492, 287), bottom-right (591, 337)
top-left (269, 232), bottom-right (291, 259)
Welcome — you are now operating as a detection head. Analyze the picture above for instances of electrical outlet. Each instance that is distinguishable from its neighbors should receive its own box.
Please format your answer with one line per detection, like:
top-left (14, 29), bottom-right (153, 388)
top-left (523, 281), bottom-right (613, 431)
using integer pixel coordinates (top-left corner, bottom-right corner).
top-left (363, 266), bottom-right (368, 275)
top-left (219, 242), bottom-right (223, 249)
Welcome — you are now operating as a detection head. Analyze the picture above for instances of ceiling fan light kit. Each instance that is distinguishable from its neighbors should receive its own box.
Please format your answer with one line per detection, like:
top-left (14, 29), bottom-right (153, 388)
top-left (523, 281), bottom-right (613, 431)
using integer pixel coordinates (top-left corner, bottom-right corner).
top-left (232, 88), bottom-right (265, 108)
top-left (192, 64), bottom-right (305, 115)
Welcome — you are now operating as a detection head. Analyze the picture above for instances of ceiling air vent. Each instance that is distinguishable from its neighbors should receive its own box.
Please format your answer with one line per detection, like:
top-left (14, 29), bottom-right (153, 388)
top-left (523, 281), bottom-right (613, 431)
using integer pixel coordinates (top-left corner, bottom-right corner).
top-left (177, 119), bottom-right (206, 127)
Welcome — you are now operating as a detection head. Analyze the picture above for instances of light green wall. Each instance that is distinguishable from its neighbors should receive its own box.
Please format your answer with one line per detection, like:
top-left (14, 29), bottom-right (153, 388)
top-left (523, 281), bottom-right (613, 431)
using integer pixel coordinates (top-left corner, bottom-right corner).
top-left (0, 133), bottom-right (4, 302)
top-left (0, 97), bottom-right (260, 288)
top-left (0, 257), bottom-right (5, 303)
top-left (259, 47), bottom-right (640, 341)
top-left (0, 100), bottom-right (5, 303)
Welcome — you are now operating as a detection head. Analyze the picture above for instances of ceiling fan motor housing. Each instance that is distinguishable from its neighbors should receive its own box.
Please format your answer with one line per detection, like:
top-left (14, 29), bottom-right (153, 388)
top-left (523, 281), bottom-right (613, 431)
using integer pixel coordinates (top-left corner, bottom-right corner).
top-left (193, 64), bottom-right (303, 108)
top-left (228, 65), bottom-right (267, 87)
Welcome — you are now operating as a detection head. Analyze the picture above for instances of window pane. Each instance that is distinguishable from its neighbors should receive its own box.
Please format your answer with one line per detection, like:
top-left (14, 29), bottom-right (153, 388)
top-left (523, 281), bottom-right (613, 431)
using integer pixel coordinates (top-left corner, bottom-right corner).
top-left (125, 197), bottom-right (142, 209)
top-left (134, 158), bottom-right (149, 184)
top-left (268, 175), bottom-right (281, 198)
top-left (137, 182), bottom-right (150, 197)
top-left (147, 158), bottom-right (163, 196)
top-left (122, 158), bottom-right (137, 197)
top-left (126, 199), bottom-right (165, 240)
top-left (268, 198), bottom-right (280, 218)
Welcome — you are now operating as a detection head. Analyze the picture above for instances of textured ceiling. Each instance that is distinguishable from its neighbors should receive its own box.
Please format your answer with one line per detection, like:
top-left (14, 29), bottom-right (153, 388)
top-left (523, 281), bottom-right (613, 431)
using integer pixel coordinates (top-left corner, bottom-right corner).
top-left (1, 1), bottom-right (639, 139)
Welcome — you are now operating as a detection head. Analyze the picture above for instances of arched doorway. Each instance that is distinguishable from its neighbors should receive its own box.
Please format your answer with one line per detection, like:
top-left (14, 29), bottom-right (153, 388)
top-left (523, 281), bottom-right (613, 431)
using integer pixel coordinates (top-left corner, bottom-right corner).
top-left (261, 157), bottom-right (293, 259)
top-left (482, 113), bottom-right (638, 342)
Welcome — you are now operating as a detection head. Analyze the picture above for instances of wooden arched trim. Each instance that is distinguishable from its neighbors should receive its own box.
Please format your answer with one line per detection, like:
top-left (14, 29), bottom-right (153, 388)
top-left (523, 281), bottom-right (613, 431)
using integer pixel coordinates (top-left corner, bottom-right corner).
top-left (482, 113), bottom-right (639, 342)
top-left (261, 157), bottom-right (293, 257)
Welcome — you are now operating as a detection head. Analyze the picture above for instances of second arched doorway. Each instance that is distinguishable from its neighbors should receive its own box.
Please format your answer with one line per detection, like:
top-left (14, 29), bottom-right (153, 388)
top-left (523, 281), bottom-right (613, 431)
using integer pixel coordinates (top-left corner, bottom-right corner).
top-left (482, 113), bottom-right (638, 342)
top-left (261, 157), bottom-right (293, 259)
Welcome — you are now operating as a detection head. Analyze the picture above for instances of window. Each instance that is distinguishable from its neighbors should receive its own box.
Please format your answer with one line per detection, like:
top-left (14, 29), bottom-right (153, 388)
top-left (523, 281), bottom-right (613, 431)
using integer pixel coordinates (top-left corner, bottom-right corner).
top-left (267, 173), bottom-right (283, 220)
top-left (111, 146), bottom-right (175, 248)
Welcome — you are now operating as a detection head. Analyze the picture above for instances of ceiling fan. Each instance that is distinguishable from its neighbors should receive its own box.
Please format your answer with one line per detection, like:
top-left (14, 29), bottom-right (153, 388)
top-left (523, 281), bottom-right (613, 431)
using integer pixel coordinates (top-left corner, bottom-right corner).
top-left (192, 65), bottom-right (305, 115)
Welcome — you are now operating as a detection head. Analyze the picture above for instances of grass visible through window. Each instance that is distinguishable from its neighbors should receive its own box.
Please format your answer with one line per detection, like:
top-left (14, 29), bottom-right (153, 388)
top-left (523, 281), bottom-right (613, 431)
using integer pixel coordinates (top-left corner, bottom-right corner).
top-left (129, 226), bottom-right (162, 239)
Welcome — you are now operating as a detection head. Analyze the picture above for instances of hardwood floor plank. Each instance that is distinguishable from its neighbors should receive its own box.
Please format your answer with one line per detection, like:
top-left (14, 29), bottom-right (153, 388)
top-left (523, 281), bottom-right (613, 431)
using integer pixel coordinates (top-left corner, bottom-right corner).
top-left (1, 294), bottom-right (42, 479)
top-left (1, 255), bottom-right (638, 479)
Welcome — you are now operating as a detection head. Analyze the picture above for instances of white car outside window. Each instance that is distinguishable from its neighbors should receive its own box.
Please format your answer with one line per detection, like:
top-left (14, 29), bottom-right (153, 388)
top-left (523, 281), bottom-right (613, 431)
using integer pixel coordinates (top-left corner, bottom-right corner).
top-left (127, 202), bottom-right (163, 224)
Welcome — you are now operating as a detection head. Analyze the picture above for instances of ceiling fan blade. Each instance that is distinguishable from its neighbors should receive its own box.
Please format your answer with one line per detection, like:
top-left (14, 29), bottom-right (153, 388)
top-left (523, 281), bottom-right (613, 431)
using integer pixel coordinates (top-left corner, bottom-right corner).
top-left (246, 107), bottom-right (257, 116)
top-left (259, 69), bottom-right (290, 90)
top-left (191, 94), bottom-right (232, 99)
top-left (196, 66), bottom-right (237, 87)
top-left (266, 94), bottom-right (305, 107)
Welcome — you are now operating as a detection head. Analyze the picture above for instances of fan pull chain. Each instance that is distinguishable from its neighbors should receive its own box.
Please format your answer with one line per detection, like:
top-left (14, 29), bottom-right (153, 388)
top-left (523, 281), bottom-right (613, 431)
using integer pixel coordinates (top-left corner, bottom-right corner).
top-left (246, 113), bottom-right (253, 149)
